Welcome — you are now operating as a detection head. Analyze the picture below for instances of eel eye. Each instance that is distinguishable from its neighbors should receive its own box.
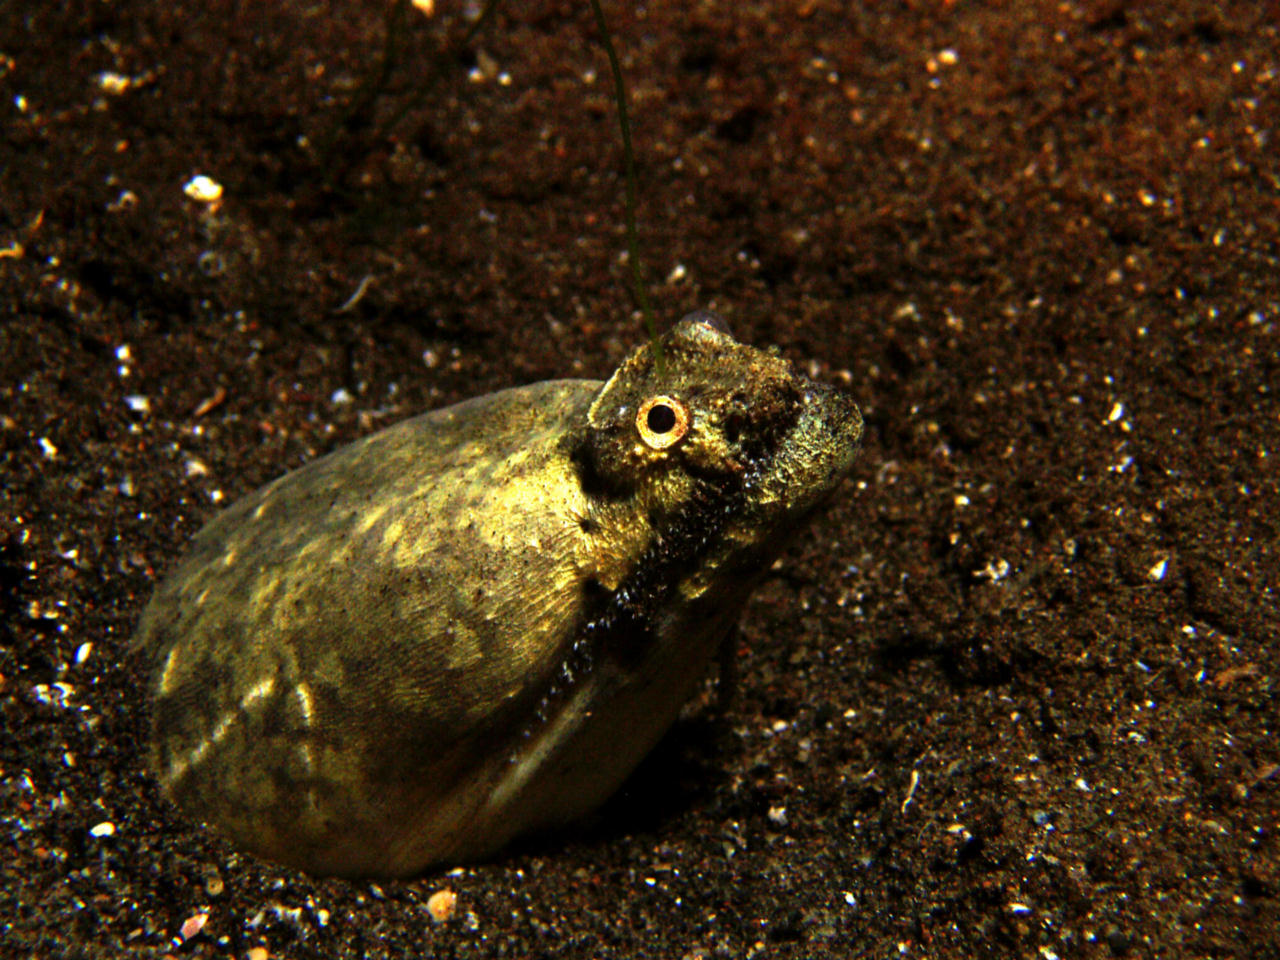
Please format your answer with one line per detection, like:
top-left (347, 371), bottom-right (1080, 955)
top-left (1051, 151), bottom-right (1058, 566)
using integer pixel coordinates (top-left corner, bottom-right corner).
top-left (636, 395), bottom-right (690, 450)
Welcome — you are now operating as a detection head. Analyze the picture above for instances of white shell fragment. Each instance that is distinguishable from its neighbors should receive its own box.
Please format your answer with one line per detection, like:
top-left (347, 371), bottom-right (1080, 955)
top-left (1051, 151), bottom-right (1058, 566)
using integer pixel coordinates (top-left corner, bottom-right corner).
top-left (183, 175), bottom-right (223, 203)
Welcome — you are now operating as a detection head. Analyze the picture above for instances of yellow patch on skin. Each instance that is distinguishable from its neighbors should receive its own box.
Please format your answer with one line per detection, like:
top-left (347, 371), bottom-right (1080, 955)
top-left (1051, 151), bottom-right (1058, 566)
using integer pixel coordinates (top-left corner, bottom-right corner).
top-left (240, 675), bottom-right (277, 708)
top-left (678, 576), bottom-right (712, 601)
top-left (164, 675), bottom-right (278, 788)
top-left (503, 449), bottom-right (531, 471)
top-left (294, 682), bottom-right (316, 727)
top-left (250, 571), bottom-right (286, 622)
top-left (293, 686), bottom-right (318, 781)
top-left (381, 518), bottom-right (406, 554)
top-left (356, 501), bottom-right (393, 535)
top-left (386, 519), bottom-right (437, 570)
top-left (159, 644), bottom-right (182, 696)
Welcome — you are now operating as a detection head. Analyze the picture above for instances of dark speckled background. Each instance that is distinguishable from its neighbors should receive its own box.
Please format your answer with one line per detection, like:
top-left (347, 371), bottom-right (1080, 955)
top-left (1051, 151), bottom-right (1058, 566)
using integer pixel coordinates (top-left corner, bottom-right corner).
top-left (2, 1), bottom-right (1276, 957)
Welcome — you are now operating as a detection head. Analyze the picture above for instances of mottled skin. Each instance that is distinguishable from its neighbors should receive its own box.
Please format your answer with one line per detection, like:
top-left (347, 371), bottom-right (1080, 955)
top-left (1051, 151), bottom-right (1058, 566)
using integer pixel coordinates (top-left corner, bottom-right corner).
top-left (136, 314), bottom-right (863, 877)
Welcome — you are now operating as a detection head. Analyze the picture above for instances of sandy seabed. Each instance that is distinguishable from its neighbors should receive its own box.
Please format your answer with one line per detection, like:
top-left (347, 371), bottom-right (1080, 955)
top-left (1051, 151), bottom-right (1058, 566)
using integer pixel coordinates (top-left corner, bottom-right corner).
top-left (2, 2), bottom-right (1276, 957)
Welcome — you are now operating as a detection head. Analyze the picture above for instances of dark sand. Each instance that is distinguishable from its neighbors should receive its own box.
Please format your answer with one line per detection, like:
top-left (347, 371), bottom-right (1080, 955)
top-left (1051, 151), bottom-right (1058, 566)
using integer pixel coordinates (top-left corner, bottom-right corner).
top-left (2, 1), bottom-right (1277, 957)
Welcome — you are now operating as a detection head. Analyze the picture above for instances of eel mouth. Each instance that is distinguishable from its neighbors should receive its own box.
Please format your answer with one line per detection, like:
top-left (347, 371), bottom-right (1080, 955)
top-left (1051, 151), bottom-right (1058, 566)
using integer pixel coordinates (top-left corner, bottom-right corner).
top-left (743, 379), bottom-right (863, 524)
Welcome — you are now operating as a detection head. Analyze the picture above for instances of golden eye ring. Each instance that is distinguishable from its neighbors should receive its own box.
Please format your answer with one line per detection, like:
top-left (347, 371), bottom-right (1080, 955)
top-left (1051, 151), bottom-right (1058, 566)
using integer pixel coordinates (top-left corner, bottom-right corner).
top-left (636, 395), bottom-right (690, 450)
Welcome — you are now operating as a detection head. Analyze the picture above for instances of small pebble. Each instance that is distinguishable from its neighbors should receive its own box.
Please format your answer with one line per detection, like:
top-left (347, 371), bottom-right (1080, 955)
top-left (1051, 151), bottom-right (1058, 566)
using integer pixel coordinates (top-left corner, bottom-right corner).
top-left (31, 682), bottom-right (75, 708)
top-left (193, 387), bottom-right (227, 417)
top-left (89, 821), bottom-right (116, 838)
top-left (179, 912), bottom-right (208, 942)
top-left (96, 71), bottom-right (132, 94)
top-left (184, 175), bottom-right (223, 203)
top-left (203, 867), bottom-right (225, 897)
top-left (426, 889), bottom-right (457, 923)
